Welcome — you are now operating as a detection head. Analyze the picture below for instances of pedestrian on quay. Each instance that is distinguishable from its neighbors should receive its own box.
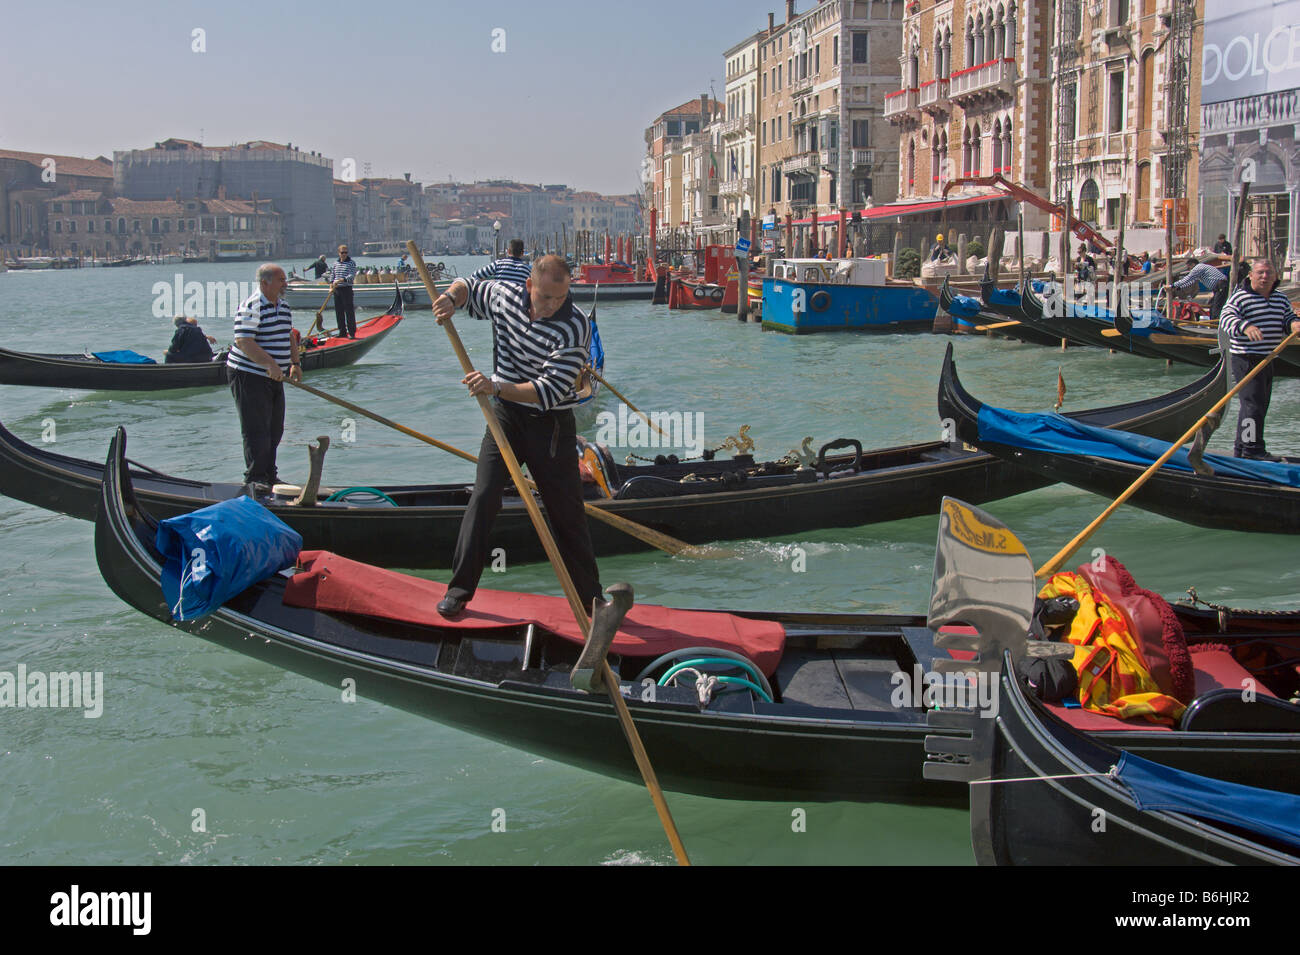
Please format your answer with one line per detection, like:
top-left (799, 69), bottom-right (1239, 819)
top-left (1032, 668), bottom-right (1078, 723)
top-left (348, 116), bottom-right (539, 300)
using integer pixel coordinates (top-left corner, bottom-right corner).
top-left (430, 254), bottom-right (601, 618)
top-left (330, 244), bottom-right (358, 338)
top-left (1218, 259), bottom-right (1300, 461)
top-left (227, 263), bottom-right (300, 493)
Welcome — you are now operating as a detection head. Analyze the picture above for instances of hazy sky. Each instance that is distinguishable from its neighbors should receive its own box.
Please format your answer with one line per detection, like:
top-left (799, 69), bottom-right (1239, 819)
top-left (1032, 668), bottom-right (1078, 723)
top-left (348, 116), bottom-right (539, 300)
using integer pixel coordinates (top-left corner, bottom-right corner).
top-left (2, 0), bottom-right (779, 195)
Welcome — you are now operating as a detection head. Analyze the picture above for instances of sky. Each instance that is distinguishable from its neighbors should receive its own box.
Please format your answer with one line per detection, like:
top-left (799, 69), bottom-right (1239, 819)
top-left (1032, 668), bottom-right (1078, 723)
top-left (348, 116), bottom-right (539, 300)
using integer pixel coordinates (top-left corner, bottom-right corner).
top-left (1, 0), bottom-right (780, 195)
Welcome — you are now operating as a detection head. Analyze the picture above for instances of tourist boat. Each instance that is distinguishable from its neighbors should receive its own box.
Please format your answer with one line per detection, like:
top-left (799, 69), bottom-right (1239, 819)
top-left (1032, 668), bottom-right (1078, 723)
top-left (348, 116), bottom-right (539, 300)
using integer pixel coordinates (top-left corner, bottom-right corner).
top-left (761, 258), bottom-right (939, 334)
top-left (1, 347), bottom-right (1225, 569)
top-left (0, 288), bottom-right (404, 391)
top-left (568, 262), bottom-right (656, 304)
top-left (284, 274), bottom-right (451, 310)
top-left (924, 504), bottom-right (1300, 864)
top-left (92, 446), bottom-right (1300, 805)
top-left (667, 275), bottom-right (736, 311)
top-left (939, 342), bottom-right (1300, 534)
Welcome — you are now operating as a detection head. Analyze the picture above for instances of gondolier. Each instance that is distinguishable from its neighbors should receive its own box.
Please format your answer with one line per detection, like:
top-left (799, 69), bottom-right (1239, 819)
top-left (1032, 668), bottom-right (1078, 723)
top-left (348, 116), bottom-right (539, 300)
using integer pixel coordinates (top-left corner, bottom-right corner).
top-left (1214, 259), bottom-right (1299, 460)
top-left (330, 245), bottom-right (358, 338)
top-left (1169, 256), bottom-right (1228, 300)
top-left (431, 254), bottom-right (601, 618)
top-left (307, 255), bottom-right (329, 280)
top-left (470, 239), bottom-right (532, 283)
top-left (227, 263), bottom-right (300, 492)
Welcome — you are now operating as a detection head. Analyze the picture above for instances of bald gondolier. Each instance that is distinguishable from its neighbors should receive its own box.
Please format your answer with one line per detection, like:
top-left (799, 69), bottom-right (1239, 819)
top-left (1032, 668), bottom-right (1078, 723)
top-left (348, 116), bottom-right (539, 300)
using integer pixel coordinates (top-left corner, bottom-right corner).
top-left (470, 239), bottom-right (532, 284)
top-left (1218, 259), bottom-right (1300, 460)
top-left (330, 244), bottom-right (358, 337)
top-left (227, 263), bottom-right (300, 493)
top-left (431, 254), bottom-right (601, 618)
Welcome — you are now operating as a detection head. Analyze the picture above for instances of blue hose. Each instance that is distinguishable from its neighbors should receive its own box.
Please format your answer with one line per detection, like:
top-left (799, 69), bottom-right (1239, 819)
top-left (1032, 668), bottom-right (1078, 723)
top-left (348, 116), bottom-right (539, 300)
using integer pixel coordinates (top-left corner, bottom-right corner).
top-left (658, 657), bottom-right (773, 703)
top-left (324, 486), bottom-right (398, 506)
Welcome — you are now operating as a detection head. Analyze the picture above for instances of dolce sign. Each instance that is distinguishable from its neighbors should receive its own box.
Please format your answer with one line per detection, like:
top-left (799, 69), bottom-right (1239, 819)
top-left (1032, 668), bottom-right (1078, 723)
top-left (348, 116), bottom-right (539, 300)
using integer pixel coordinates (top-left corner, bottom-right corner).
top-left (1202, 0), bottom-right (1300, 104)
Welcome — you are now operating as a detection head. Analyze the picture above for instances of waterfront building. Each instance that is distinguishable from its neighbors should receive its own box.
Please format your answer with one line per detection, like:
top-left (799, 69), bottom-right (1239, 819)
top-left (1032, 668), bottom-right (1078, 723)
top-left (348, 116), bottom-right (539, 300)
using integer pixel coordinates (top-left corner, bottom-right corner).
top-left (114, 139), bottom-right (333, 255)
top-left (1198, 0), bottom-right (1299, 264)
top-left (720, 32), bottom-right (765, 236)
top-left (43, 193), bottom-right (280, 259)
top-left (0, 149), bottom-right (113, 254)
top-left (645, 97), bottom-right (721, 240)
top-left (757, 1), bottom-right (904, 234)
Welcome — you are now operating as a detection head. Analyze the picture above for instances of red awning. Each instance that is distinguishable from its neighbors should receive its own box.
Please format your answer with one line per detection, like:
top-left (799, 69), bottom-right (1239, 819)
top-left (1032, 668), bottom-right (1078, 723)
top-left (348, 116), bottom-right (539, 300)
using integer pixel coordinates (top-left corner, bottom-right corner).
top-left (784, 193), bottom-right (1003, 226)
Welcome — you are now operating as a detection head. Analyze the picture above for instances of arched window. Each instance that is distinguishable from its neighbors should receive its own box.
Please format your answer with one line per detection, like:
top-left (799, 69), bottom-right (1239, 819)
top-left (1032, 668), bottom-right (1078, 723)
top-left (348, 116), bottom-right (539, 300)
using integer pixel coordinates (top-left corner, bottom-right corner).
top-left (975, 13), bottom-right (985, 63)
top-left (117, 218), bottom-right (126, 234)
top-left (151, 217), bottom-right (160, 233)
top-left (908, 45), bottom-right (919, 87)
top-left (972, 123), bottom-right (982, 174)
top-left (1002, 118), bottom-right (1012, 173)
top-left (943, 27), bottom-right (952, 77)
top-left (934, 31), bottom-right (944, 80)
top-left (962, 127), bottom-right (971, 175)
top-left (939, 130), bottom-right (949, 185)
top-left (995, 6), bottom-right (1005, 58)
top-left (907, 138), bottom-right (916, 191)
top-left (991, 119), bottom-right (1003, 173)
top-left (1079, 179), bottom-right (1100, 223)
top-left (87, 220), bottom-right (95, 233)
top-left (1006, 3), bottom-right (1017, 60)
top-left (931, 133), bottom-right (940, 188)
top-left (966, 17), bottom-right (975, 65)
top-left (1139, 48), bottom-right (1154, 130)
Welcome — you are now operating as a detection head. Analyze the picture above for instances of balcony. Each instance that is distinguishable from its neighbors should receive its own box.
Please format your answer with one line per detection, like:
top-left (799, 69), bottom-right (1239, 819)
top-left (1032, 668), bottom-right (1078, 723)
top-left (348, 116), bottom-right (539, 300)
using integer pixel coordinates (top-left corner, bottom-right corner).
top-left (783, 152), bottom-right (819, 177)
top-left (719, 113), bottom-right (755, 138)
top-left (919, 78), bottom-right (950, 112)
top-left (850, 149), bottom-right (874, 167)
top-left (883, 87), bottom-right (919, 120)
top-left (950, 58), bottom-right (1016, 103)
top-left (820, 150), bottom-right (839, 170)
top-left (1202, 90), bottom-right (1300, 136)
top-left (718, 177), bottom-right (753, 197)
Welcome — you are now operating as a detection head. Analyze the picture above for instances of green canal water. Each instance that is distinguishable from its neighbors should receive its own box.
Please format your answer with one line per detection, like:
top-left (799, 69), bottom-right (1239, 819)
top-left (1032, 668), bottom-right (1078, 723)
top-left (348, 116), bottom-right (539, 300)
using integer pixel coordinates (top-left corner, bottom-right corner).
top-left (1, 256), bottom-right (1296, 865)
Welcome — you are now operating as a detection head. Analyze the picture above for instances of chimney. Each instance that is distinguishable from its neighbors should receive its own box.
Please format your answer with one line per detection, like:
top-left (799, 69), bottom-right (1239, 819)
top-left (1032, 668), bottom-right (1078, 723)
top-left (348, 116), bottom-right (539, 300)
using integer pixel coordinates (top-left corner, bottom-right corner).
top-left (768, 11), bottom-right (775, 32)
top-left (786, 0), bottom-right (795, 23)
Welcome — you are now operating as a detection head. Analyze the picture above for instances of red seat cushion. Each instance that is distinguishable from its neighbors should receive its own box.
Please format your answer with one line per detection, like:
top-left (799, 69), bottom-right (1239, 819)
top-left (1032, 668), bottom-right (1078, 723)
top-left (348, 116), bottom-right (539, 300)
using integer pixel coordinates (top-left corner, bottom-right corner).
top-left (1188, 644), bottom-right (1275, 698)
top-left (283, 550), bottom-right (787, 676)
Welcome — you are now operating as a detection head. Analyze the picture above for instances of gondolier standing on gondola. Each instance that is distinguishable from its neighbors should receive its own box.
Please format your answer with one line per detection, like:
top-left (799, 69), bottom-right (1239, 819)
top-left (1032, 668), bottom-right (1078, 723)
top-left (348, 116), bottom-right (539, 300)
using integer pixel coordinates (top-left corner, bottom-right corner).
top-left (470, 239), bottom-right (532, 284)
top-left (430, 254), bottom-right (602, 619)
top-left (330, 245), bottom-right (358, 338)
top-left (1218, 259), bottom-right (1300, 461)
top-left (227, 264), bottom-right (300, 493)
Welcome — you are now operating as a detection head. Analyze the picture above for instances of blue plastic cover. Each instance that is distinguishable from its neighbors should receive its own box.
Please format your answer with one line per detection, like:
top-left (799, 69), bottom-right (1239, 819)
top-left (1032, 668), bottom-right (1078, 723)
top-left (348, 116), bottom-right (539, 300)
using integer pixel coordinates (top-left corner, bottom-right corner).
top-left (987, 286), bottom-right (1020, 307)
top-left (93, 350), bottom-right (156, 364)
top-left (947, 294), bottom-right (982, 319)
top-left (589, 319), bottom-right (605, 373)
top-left (156, 496), bottom-right (303, 621)
top-left (1116, 751), bottom-right (1300, 850)
top-left (976, 404), bottom-right (1300, 487)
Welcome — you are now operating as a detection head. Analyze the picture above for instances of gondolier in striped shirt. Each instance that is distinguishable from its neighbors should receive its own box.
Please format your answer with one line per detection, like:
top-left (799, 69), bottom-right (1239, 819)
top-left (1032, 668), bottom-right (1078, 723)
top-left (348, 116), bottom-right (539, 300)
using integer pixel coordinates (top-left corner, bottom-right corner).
top-left (330, 244), bottom-right (359, 338)
top-left (1169, 255), bottom-right (1229, 300)
top-left (469, 239), bottom-right (532, 284)
top-left (431, 254), bottom-right (601, 618)
top-left (1218, 259), bottom-right (1300, 460)
top-left (227, 264), bottom-right (300, 491)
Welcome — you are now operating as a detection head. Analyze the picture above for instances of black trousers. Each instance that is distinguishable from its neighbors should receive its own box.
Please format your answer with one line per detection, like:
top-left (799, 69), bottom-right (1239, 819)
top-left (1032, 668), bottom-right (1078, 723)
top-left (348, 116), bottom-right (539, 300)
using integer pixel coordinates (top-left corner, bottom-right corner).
top-left (333, 285), bottom-right (356, 337)
top-left (446, 401), bottom-right (602, 607)
top-left (1231, 353), bottom-right (1273, 456)
top-left (229, 370), bottom-right (285, 486)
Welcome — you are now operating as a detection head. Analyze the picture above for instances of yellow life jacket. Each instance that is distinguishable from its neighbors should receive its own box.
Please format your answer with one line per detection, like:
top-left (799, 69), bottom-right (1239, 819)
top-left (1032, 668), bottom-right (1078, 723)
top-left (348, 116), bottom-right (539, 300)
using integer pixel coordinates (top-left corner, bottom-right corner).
top-left (1038, 572), bottom-right (1187, 726)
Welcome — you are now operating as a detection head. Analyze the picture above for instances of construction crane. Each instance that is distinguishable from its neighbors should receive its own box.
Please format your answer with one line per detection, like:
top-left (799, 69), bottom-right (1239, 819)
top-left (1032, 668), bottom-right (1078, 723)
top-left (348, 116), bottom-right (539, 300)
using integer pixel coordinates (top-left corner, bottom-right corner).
top-left (941, 174), bottom-right (1113, 252)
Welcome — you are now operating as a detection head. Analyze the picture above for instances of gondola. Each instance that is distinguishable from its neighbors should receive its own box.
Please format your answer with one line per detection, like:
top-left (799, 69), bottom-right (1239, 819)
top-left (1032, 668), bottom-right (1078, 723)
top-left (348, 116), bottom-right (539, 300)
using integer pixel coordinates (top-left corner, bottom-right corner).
top-left (939, 345), bottom-right (1300, 534)
top-left (1112, 301), bottom-right (1300, 377)
top-left (924, 505), bottom-right (1300, 864)
top-left (94, 447), bottom-right (1300, 807)
top-left (974, 276), bottom-right (1063, 347)
top-left (1018, 279), bottom-right (1126, 350)
top-left (4, 346), bottom-right (1225, 568)
top-left (0, 287), bottom-right (405, 391)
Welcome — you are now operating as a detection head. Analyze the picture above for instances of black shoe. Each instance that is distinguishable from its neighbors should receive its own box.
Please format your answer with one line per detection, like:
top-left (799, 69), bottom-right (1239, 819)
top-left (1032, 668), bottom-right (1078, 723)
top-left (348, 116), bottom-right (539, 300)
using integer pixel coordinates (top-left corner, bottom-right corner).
top-left (241, 481), bottom-right (271, 498)
top-left (1239, 450), bottom-right (1282, 462)
top-left (437, 594), bottom-right (467, 618)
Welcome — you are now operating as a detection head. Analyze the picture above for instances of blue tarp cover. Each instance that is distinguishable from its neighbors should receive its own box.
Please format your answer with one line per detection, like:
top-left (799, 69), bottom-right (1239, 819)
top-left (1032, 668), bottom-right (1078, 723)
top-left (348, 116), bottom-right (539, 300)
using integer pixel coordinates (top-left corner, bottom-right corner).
top-left (1116, 751), bottom-right (1300, 851)
top-left (92, 350), bottom-right (156, 364)
top-left (976, 404), bottom-right (1300, 486)
top-left (948, 294), bottom-right (982, 319)
top-left (156, 496), bottom-right (303, 621)
top-left (987, 286), bottom-right (1020, 307)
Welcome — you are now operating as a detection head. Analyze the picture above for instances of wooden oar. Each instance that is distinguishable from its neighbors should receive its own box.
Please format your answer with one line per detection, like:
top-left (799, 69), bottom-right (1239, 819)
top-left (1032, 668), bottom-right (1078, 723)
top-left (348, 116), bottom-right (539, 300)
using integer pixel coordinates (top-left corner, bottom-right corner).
top-left (286, 378), bottom-right (720, 560)
top-left (405, 240), bottom-right (690, 866)
top-left (1034, 328), bottom-right (1300, 579)
top-left (587, 369), bottom-right (669, 440)
top-left (976, 319), bottom-right (1021, 332)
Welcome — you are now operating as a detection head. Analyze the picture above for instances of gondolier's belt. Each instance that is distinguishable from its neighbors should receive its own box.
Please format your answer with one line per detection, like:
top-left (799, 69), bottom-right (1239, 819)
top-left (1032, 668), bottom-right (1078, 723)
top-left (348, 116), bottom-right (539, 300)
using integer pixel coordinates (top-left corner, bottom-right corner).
top-left (494, 396), bottom-right (570, 458)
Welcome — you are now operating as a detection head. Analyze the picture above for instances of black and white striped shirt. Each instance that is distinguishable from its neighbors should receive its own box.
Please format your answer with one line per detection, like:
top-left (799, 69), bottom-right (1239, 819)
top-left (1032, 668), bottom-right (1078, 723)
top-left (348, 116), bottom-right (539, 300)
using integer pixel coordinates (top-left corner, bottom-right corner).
top-left (464, 278), bottom-right (589, 412)
top-left (1220, 283), bottom-right (1299, 356)
top-left (470, 256), bottom-right (533, 284)
top-left (227, 292), bottom-right (293, 377)
top-left (1172, 262), bottom-right (1227, 292)
top-left (330, 258), bottom-right (358, 285)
